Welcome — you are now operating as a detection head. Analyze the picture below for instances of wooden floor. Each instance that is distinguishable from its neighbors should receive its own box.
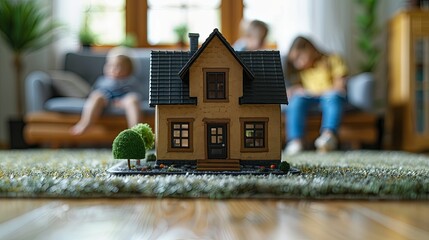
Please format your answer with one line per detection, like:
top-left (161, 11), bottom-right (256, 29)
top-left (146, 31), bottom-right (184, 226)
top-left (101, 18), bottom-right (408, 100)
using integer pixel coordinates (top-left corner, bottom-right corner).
top-left (0, 199), bottom-right (428, 240)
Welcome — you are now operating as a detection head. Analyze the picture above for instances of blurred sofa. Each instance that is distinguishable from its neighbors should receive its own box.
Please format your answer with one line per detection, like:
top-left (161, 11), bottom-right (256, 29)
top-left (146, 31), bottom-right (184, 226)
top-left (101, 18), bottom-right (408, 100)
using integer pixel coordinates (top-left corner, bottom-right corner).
top-left (281, 71), bottom-right (380, 149)
top-left (24, 50), bottom-right (155, 147)
top-left (24, 50), bottom-right (380, 149)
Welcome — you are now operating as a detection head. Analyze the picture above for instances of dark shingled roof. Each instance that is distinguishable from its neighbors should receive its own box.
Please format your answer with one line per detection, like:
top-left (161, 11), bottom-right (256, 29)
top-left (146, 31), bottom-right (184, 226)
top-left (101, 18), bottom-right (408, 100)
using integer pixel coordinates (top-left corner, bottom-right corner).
top-left (150, 51), bottom-right (196, 106)
top-left (238, 51), bottom-right (288, 104)
top-left (149, 29), bottom-right (288, 107)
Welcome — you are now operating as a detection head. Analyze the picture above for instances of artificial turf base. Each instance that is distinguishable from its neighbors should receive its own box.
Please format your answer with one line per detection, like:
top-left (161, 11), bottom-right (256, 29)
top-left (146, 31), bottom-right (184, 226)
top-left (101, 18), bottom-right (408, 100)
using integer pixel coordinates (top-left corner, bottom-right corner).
top-left (1, 149), bottom-right (428, 199)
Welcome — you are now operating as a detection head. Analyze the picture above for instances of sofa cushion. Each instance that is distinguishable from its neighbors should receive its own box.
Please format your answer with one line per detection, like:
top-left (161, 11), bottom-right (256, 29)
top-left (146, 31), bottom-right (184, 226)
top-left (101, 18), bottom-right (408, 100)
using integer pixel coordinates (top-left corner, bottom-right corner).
top-left (49, 70), bottom-right (91, 98)
top-left (44, 97), bottom-right (154, 115)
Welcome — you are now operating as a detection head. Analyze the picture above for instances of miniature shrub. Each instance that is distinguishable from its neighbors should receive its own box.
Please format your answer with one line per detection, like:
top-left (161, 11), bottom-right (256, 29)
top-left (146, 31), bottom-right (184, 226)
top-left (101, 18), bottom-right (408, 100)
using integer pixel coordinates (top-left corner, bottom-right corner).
top-left (131, 123), bottom-right (155, 150)
top-left (146, 153), bottom-right (157, 162)
top-left (112, 129), bottom-right (146, 159)
top-left (279, 161), bottom-right (290, 172)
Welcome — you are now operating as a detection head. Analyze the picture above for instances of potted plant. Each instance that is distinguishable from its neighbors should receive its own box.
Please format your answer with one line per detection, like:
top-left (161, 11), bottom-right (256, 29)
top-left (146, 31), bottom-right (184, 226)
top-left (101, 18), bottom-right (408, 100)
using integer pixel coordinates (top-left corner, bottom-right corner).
top-left (0, 0), bottom-right (60, 148)
top-left (79, 8), bottom-right (97, 50)
top-left (355, 0), bottom-right (380, 73)
top-left (0, 0), bottom-right (61, 116)
top-left (174, 24), bottom-right (188, 49)
top-left (78, 27), bottom-right (97, 50)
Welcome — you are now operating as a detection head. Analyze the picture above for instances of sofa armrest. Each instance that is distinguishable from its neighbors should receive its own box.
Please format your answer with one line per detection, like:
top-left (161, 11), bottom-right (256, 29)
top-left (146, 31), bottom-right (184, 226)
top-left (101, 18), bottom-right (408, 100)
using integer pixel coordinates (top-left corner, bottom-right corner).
top-left (25, 71), bottom-right (53, 113)
top-left (347, 72), bottom-right (374, 111)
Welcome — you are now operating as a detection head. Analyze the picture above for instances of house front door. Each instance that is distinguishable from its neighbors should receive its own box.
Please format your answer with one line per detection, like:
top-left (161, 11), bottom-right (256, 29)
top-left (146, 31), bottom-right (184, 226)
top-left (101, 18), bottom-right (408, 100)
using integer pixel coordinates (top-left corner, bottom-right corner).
top-left (207, 123), bottom-right (227, 159)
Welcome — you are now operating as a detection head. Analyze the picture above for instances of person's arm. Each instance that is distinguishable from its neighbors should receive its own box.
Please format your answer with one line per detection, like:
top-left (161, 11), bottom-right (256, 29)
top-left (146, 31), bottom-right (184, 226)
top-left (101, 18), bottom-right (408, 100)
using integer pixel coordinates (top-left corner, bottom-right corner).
top-left (287, 83), bottom-right (308, 99)
top-left (333, 76), bottom-right (347, 93)
top-left (329, 55), bottom-right (348, 94)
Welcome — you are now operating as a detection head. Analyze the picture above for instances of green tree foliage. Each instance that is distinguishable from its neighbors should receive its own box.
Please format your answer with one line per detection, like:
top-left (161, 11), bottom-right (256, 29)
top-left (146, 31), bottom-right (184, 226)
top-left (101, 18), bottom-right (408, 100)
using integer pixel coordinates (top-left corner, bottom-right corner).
top-left (112, 129), bottom-right (146, 160)
top-left (131, 123), bottom-right (155, 150)
top-left (279, 161), bottom-right (290, 173)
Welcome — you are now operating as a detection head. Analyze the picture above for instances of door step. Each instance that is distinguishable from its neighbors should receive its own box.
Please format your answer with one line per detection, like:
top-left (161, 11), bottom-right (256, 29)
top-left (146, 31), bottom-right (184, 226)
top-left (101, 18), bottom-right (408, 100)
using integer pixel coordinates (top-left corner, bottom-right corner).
top-left (197, 159), bottom-right (240, 171)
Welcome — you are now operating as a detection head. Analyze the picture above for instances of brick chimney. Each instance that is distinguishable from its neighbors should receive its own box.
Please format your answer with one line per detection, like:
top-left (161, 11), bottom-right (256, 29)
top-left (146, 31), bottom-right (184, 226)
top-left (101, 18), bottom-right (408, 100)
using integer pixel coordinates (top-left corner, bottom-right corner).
top-left (188, 33), bottom-right (199, 55)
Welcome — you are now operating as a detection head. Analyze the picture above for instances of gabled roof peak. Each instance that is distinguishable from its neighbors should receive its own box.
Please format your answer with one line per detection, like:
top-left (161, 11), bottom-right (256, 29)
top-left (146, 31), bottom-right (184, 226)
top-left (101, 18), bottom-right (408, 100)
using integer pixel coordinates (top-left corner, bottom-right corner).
top-left (178, 28), bottom-right (255, 80)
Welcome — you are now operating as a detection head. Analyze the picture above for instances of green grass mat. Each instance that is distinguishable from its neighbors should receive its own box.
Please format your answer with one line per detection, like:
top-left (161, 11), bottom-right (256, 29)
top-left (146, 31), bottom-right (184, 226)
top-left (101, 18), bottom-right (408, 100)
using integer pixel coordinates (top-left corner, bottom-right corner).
top-left (0, 150), bottom-right (428, 199)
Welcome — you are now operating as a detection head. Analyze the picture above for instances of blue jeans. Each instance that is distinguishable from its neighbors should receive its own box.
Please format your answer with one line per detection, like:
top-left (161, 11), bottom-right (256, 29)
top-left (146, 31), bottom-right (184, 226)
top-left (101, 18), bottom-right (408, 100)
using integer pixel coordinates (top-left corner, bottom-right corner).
top-left (286, 91), bottom-right (345, 140)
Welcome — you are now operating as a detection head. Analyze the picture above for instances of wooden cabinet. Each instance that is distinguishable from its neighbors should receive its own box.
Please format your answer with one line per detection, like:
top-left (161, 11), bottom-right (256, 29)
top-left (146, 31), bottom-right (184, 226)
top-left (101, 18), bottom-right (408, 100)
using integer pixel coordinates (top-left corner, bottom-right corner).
top-left (388, 10), bottom-right (429, 151)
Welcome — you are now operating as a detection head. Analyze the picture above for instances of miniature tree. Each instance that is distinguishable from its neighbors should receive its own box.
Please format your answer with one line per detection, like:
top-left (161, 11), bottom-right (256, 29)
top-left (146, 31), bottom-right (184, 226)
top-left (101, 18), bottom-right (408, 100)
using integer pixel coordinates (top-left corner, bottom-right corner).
top-left (112, 129), bottom-right (146, 170)
top-left (131, 123), bottom-right (155, 150)
top-left (279, 161), bottom-right (290, 173)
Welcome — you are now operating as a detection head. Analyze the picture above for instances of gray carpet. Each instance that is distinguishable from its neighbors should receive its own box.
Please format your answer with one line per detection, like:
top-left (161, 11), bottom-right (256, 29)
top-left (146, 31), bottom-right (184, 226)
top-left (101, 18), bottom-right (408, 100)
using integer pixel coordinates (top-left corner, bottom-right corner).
top-left (0, 149), bottom-right (428, 199)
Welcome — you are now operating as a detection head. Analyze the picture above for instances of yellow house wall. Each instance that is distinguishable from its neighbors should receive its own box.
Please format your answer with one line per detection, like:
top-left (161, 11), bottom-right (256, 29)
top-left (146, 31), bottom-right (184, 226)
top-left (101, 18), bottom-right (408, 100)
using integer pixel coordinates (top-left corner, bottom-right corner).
top-left (155, 36), bottom-right (282, 161)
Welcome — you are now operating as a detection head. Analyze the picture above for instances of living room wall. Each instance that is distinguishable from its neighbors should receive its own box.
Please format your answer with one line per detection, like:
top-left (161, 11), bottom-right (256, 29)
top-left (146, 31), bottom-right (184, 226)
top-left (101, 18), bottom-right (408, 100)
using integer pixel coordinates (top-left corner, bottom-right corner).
top-left (0, 0), bottom-right (406, 147)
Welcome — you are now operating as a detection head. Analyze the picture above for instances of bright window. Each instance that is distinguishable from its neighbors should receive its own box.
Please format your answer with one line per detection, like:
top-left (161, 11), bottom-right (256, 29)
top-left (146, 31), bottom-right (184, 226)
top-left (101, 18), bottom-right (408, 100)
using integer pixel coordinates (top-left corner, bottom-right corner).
top-left (147, 0), bottom-right (221, 45)
top-left (243, 0), bottom-right (285, 45)
top-left (84, 0), bottom-right (126, 45)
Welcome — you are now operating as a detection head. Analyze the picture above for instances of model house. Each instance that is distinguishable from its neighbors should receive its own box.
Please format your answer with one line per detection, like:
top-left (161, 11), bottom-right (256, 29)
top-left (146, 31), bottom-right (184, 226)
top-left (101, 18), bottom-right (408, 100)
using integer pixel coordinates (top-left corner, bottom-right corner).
top-left (150, 28), bottom-right (287, 170)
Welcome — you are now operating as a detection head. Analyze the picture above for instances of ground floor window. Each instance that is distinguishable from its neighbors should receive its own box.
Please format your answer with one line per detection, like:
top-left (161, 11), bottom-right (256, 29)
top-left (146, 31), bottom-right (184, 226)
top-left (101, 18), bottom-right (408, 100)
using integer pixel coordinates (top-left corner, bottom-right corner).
top-left (240, 118), bottom-right (268, 152)
top-left (168, 119), bottom-right (194, 152)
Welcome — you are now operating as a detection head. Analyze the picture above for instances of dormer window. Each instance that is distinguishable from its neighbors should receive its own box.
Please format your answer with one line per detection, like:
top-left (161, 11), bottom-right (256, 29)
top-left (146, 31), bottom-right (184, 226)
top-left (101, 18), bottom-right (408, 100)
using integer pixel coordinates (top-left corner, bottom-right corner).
top-left (204, 68), bottom-right (229, 102)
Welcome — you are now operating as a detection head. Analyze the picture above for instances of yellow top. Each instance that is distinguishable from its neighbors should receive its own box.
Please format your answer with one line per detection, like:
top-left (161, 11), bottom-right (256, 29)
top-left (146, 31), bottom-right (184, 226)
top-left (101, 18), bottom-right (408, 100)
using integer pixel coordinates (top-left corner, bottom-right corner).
top-left (299, 55), bottom-right (348, 95)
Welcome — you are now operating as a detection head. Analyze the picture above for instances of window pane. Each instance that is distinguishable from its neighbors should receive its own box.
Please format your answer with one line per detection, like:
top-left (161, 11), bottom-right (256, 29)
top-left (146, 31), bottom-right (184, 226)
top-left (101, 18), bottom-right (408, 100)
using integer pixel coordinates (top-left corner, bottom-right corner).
top-left (211, 136), bottom-right (217, 144)
top-left (85, 0), bottom-right (125, 45)
top-left (217, 136), bottom-right (223, 143)
top-left (182, 139), bottom-right (189, 147)
top-left (245, 124), bottom-right (254, 129)
top-left (209, 82), bottom-right (216, 90)
top-left (246, 130), bottom-right (254, 137)
top-left (182, 130), bottom-right (189, 138)
top-left (149, 0), bottom-right (220, 8)
top-left (182, 123), bottom-right (189, 129)
top-left (173, 130), bottom-right (180, 137)
top-left (255, 139), bottom-right (264, 147)
top-left (148, 1), bottom-right (221, 45)
top-left (174, 139), bottom-right (181, 147)
top-left (211, 128), bottom-right (217, 135)
top-left (173, 124), bottom-right (181, 129)
top-left (243, 0), bottom-right (285, 44)
top-left (255, 130), bottom-right (264, 137)
top-left (246, 139), bottom-right (254, 147)
top-left (218, 128), bottom-right (222, 134)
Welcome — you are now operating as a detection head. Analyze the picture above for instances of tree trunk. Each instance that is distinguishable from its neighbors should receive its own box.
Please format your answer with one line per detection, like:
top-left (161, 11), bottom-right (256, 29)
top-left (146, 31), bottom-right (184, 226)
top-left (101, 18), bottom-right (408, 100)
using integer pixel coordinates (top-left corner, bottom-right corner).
top-left (127, 159), bottom-right (131, 170)
top-left (13, 53), bottom-right (24, 116)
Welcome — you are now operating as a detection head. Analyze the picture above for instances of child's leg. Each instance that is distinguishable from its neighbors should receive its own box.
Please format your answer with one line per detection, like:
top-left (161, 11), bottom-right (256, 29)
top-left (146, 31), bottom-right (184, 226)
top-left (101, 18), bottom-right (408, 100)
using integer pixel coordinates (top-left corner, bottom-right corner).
top-left (117, 93), bottom-right (140, 128)
top-left (71, 91), bottom-right (108, 135)
top-left (319, 91), bottom-right (345, 134)
top-left (286, 94), bottom-right (313, 141)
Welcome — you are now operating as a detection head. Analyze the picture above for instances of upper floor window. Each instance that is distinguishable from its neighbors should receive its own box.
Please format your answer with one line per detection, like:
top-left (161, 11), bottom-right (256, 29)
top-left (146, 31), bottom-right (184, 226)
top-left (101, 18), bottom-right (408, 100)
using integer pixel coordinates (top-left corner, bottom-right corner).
top-left (204, 69), bottom-right (229, 101)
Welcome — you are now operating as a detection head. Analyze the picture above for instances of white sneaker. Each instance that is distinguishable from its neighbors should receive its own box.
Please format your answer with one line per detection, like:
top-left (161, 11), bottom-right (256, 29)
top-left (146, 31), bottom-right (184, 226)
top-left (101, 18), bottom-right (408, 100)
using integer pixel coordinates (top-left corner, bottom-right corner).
top-left (315, 133), bottom-right (338, 152)
top-left (284, 140), bottom-right (303, 156)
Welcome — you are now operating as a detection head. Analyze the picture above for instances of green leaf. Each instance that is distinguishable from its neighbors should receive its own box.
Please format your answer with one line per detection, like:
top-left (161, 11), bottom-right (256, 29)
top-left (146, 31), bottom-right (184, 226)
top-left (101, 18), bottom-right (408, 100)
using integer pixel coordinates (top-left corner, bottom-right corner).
top-left (0, 0), bottom-right (61, 54)
top-left (355, 0), bottom-right (380, 73)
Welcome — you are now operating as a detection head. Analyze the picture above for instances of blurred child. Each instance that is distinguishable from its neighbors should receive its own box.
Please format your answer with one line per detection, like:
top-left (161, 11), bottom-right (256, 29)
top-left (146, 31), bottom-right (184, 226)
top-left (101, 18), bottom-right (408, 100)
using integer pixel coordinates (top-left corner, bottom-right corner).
top-left (284, 36), bottom-right (348, 155)
top-left (71, 48), bottom-right (141, 135)
top-left (233, 20), bottom-right (269, 51)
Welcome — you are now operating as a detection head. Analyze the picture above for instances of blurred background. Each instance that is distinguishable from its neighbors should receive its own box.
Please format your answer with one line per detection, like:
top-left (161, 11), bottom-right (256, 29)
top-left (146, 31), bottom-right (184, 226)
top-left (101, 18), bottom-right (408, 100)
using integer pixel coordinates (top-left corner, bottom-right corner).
top-left (1, 0), bottom-right (428, 151)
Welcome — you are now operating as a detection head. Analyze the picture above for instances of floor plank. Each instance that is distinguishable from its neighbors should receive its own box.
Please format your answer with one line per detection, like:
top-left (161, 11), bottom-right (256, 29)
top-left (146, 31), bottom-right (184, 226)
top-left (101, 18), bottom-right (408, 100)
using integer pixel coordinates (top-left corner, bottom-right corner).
top-left (0, 199), bottom-right (428, 240)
